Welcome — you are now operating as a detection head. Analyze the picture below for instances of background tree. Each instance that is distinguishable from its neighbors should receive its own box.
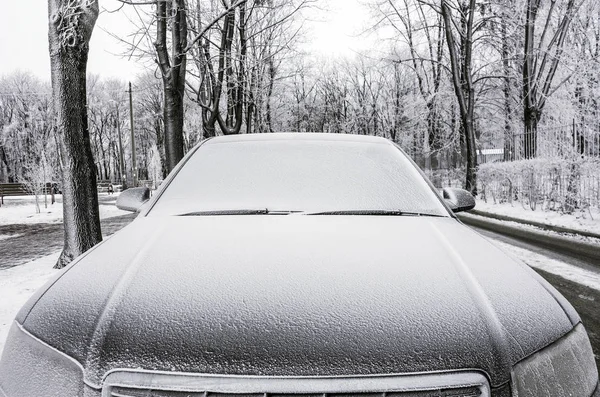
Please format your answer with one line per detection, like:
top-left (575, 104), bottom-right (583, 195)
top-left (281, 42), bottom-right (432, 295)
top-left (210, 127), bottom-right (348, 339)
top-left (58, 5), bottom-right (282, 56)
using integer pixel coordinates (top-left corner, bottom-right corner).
top-left (187, 0), bottom-right (310, 137)
top-left (522, 0), bottom-right (580, 158)
top-left (375, 0), bottom-right (447, 168)
top-left (48, 0), bottom-right (102, 268)
top-left (20, 89), bottom-right (55, 213)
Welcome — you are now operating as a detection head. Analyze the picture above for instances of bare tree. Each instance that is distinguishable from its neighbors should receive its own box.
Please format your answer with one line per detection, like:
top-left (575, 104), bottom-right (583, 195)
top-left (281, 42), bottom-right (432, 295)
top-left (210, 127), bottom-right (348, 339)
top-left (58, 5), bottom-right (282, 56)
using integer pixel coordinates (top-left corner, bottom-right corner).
top-left (48, 0), bottom-right (102, 268)
top-left (376, 0), bottom-right (446, 167)
top-left (440, 0), bottom-right (478, 194)
top-left (187, 0), bottom-right (310, 136)
top-left (522, 0), bottom-right (580, 158)
top-left (21, 90), bottom-right (55, 212)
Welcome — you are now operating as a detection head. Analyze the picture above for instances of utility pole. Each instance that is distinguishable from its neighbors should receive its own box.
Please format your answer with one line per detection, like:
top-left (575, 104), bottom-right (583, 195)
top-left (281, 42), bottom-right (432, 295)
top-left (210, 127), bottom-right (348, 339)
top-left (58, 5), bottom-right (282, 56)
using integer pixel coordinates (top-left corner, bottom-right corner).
top-left (128, 82), bottom-right (138, 187)
top-left (115, 104), bottom-right (126, 189)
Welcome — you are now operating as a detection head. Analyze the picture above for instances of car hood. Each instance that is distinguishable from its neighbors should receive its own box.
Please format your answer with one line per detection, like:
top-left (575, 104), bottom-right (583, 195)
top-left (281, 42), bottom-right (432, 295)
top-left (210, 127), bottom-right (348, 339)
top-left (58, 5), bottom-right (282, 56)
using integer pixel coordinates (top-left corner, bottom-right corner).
top-left (18, 215), bottom-right (577, 388)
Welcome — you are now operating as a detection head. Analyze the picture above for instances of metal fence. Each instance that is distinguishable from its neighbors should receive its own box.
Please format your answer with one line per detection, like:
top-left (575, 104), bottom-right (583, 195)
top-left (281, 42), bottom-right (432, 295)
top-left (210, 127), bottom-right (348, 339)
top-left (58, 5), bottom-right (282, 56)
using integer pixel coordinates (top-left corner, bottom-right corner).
top-left (478, 158), bottom-right (600, 212)
top-left (506, 123), bottom-right (600, 160)
top-left (418, 121), bottom-right (600, 212)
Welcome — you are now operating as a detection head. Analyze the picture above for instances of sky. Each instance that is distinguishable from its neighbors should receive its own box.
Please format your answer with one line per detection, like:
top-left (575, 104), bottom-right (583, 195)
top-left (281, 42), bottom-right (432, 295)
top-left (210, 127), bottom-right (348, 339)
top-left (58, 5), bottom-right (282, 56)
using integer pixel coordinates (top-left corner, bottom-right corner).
top-left (0, 0), bottom-right (372, 82)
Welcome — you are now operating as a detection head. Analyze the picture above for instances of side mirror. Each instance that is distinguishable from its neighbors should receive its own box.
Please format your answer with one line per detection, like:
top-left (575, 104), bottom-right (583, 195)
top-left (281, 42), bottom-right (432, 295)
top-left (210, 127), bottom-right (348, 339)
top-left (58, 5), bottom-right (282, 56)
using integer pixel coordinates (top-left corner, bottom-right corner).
top-left (116, 187), bottom-right (151, 213)
top-left (443, 187), bottom-right (475, 213)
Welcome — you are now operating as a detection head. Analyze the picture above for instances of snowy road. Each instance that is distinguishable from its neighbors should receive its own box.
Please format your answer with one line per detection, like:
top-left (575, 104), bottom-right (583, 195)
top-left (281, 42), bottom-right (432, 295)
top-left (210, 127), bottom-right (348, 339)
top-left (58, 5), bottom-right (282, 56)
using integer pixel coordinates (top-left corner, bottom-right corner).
top-left (472, 225), bottom-right (600, 372)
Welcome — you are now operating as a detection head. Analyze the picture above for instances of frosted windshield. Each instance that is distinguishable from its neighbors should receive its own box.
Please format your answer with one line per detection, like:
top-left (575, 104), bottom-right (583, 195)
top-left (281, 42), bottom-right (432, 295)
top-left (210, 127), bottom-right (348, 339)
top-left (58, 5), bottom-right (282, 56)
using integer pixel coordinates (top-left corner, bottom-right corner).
top-left (149, 139), bottom-right (448, 216)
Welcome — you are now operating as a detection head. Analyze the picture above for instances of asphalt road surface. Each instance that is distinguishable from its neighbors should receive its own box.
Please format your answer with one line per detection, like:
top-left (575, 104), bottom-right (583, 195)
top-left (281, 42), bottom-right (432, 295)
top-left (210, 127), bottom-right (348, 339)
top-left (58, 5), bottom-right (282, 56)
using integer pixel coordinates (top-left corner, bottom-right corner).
top-left (472, 225), bottom-right (600, 373)
top-left (0, 213), bottom-right (136, 270)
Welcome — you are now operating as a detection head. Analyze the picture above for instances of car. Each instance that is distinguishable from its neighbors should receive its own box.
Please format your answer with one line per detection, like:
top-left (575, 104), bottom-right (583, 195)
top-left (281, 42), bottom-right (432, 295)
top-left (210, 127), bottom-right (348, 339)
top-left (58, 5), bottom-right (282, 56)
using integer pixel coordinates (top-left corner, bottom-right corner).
top-left (0, 133), bottom-right (598, 397)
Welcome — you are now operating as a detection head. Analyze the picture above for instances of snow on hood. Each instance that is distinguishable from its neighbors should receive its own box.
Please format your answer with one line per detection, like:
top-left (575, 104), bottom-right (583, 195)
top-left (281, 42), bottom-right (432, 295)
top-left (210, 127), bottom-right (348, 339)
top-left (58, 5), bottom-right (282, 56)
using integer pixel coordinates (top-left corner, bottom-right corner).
top-left (18, 215), bottom-right (576, 388)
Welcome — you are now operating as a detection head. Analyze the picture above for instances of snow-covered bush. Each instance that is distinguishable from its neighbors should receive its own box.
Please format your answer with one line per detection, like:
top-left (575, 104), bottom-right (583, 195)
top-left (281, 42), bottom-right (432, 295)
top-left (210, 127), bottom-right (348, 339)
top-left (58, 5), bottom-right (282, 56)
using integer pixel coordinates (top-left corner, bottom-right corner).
top-left (478, 158), bottom-right (600, 212)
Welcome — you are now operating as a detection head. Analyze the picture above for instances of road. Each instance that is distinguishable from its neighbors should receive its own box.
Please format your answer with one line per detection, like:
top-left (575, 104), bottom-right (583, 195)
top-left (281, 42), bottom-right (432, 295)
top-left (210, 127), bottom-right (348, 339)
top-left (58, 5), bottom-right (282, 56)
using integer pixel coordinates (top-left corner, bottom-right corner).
top-left (0, 213), bottom-right (136, 270)
top-left (471, 225), bottom-right (600, 373)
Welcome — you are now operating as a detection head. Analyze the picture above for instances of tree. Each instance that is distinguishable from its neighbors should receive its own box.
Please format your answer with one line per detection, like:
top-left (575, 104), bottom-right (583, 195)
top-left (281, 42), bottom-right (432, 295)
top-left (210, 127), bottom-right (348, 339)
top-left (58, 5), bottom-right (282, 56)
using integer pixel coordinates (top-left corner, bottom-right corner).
top-left (522, 0), bottom-right (580, 158)
top-left (187, 0), bottom-right (310, 136)
top-left (498, 0), bottom-right (519, 161)
top-left (21, 90), bottom-right (55, 213)
top-left (376, 0), bottom-right (446, 168)
top-left (155, 0), bottom-right (188, 172)
top-left (440, 0), bottom-right (478, 194)
top-left (48, 0), bottom-right (102, 268)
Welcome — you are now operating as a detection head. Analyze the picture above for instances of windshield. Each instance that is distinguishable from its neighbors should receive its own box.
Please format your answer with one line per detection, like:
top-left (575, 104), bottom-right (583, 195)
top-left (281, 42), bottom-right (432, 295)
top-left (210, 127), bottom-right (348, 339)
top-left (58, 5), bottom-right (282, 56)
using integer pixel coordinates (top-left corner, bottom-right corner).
top-left (148, 137), bottom-right (449, 217)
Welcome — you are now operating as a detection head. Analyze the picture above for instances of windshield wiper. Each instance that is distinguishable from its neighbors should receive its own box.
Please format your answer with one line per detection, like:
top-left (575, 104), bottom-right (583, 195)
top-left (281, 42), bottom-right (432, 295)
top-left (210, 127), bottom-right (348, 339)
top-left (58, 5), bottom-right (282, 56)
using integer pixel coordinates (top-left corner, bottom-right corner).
top-left (178, 209), bottom-right (300, 216)
top-left (178, 209), bottom-right (270, 216)
top-left (303, 210), bottom-right (446, 217)
top-left (178, 209), bottom-right (446, 217)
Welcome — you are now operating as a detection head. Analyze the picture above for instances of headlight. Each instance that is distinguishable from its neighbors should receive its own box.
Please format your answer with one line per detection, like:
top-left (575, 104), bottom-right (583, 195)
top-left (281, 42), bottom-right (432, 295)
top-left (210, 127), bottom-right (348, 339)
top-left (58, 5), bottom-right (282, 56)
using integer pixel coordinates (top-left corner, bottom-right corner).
top-left (0, 322), bottom-right (87, 397)
top-left (512, 323), bottom-right (598, 397)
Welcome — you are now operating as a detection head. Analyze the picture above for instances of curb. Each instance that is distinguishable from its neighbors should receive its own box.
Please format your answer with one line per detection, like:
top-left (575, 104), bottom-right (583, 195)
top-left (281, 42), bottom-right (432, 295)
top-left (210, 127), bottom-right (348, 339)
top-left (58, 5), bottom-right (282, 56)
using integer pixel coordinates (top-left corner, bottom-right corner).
top-left (457, 212), bottom-right (600, 263)
top-left (469, 209), bottom-right (600, 240)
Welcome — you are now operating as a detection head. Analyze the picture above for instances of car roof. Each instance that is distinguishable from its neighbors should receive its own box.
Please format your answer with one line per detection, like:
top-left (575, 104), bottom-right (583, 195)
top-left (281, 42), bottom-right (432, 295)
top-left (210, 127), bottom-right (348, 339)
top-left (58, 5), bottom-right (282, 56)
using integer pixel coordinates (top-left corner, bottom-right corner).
top-left (203, 132), bottom-right (393, 145)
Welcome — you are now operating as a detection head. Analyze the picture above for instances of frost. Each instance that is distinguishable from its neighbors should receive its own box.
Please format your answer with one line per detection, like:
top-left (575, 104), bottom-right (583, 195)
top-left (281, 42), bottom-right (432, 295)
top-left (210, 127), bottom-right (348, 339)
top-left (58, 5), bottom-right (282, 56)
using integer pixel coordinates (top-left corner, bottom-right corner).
top-left (16, 215), bottom-right (575, 386)
top-left (0, 251), bottom-right (61, 356)
top-left (149, 137), bottom-right (448, 217)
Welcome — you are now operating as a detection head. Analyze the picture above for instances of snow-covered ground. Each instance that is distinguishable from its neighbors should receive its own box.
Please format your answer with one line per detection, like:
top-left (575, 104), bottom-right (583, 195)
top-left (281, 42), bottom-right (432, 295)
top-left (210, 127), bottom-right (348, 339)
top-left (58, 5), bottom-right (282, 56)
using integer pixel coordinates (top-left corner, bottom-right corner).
top-left (0, 194), bottom-right (128, 226)
top-left (0, 251), bottom-right (61, 356)
top-left (493, 241), bottom-right (600, 292)
top-left (0, 234), bottom-right (22, 241)
top-left (475, 199), bottom-right (600, 235)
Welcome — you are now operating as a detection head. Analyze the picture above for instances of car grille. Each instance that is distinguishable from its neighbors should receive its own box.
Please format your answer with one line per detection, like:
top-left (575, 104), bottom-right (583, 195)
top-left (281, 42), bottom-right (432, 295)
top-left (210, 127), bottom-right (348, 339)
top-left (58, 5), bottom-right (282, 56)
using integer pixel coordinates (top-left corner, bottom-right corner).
top-left (109, 389), bottom-right (483, 397)
top-left (102, 372), bottom-right (490, 397)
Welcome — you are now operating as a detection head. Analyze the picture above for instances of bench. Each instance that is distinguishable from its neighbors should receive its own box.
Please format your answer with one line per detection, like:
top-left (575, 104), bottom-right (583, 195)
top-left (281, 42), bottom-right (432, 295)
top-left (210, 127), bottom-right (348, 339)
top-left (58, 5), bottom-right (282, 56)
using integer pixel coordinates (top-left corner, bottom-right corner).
top-left (0, 183), bottom-right (30, 197)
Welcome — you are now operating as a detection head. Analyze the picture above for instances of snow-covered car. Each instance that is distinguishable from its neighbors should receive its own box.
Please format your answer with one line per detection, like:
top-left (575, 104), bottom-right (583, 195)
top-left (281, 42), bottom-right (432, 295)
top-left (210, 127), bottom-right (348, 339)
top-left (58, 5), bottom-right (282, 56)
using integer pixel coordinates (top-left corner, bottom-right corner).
top-left (0, 133), bottom-right (598, 397)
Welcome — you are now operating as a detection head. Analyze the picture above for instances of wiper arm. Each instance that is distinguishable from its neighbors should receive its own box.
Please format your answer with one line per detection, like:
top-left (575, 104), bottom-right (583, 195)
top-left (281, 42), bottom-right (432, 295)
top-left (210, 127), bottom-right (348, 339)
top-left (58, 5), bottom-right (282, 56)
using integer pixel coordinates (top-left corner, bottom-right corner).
top-left (304, 210), bottom-right (446, 217)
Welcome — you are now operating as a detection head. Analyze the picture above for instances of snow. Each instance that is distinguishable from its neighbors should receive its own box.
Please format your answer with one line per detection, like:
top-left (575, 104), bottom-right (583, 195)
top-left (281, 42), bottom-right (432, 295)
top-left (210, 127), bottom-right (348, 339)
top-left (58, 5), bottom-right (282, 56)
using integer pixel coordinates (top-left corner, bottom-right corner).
top-left (0, 251), bottom-right (61, 356)
top-left (0, 194), bottom-right (128, 225)
top-left (493, 240), bottom-right (600, 292)
top-left (0, 234), bottom-right (22, 241)
top-left (0, 193), bottom-right (130, 356)
top-left (475, 199), bottom-right (600, 236)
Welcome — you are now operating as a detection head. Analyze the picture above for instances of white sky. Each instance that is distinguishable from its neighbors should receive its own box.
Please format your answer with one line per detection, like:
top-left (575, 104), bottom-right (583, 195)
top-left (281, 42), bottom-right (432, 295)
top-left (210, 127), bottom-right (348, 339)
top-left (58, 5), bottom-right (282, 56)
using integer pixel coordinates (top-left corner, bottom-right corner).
top-left (0, 0), bottom-right (372, 82)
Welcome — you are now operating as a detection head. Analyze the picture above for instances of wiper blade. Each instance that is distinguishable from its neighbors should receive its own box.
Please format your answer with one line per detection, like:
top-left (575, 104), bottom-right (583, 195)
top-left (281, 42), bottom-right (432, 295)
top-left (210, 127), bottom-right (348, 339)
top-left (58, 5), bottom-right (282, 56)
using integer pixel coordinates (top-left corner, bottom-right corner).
top-left (178, 209), bottom-right (302, 216)
top-left (304, 210), bottom-right (446, 217)
top-left (178, 209), bottom-right (270, 216)
top-left (178, 209), bottom-right (446, 217)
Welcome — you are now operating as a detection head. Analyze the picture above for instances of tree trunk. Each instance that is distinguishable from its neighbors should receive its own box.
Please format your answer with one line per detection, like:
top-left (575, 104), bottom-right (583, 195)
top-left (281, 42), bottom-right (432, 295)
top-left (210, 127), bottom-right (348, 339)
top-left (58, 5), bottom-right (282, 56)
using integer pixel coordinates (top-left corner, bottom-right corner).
top-left (522, 0), bottom-right (540, 159)
top-left (0, 146), bottom-right (11, 182)
top-left (266, 55), bottom-right (276, 133)
top-left (224, 8), bottom-right (236, 129)
top-left (163, 85), bottom-right (185, 171)
top-left (441, 0), bottom-right (478, 195)
top-left (426, 101), bottom-right (440, 170)
top-left (523, 108), bottom-right (540, 159)
top-left (48, 0), bottom-right (102, 268)
top-left (155, 0), bottom-right (187, 173)
top-left (522, 0), bottom-right (577, 159)
top-left (216, 3), bottom-right (245, 135)
top-left (501, 3), bottom-right (515, 161)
